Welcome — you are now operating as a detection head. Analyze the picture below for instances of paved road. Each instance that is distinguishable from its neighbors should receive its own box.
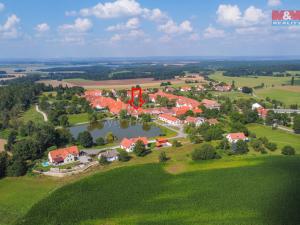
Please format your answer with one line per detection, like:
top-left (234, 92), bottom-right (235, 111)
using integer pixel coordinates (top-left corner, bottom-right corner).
top-left (277, 125), bottom-right (294, 133)
top-left (153, 120), bottom-right (187, 139)
top-left (36, 104), bottom-right (48, 122)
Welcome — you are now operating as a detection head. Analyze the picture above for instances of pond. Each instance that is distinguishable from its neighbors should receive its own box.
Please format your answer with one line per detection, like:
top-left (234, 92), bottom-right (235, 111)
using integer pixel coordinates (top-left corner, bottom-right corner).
top-left (69, 120), bottom-right (163, 141)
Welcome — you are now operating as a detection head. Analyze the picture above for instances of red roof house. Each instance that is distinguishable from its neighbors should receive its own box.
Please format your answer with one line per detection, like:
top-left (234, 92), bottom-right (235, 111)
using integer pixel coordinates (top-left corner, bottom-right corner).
top-left (120, 137), bottom-right (149, 152)
top-left (48, 146), bottom-right (79, 164)
top-left (226, 133), bottom-right (247, 143)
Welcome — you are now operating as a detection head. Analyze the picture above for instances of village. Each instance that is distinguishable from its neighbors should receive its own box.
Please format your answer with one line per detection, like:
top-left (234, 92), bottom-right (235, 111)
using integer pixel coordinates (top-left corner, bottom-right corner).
top-left (41, 80), bottom-right (270, 177)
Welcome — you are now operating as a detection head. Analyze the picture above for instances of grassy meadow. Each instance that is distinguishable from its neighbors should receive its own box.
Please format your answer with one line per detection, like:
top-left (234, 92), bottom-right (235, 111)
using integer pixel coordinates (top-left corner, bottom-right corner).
top-left (247, 124), bottom-right (300, 152)
top-left (255, 87), bottom-right (300, 105)
top-left (19, 106), bottom-right (44, 124)
top-left (16, 156), bottom-right (300, 225)
top-left (209, 71), bottom-right (299, 88)
top-left (67, 113), bottom-right (90, 125)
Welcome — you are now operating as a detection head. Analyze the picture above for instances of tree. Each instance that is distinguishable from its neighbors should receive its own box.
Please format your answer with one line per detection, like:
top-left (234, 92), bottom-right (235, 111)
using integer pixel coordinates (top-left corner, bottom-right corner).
top-left (281, 145), bottom-right (295, 155)
top-left (192, 144), bottom-right (219, 161)
top-left (235, 140), bottom-right (249, 154)
top-left (0, 152), bottom-right (8, 178)
top-left (105, 132), bottom-right (115, 143)
top-left (95, 137), bottom-right (105, 146)
top-left (293, 115), bottom-right (300, 134)
top-left (133, 140), bottom-right (147, 157)
top-left (58, 115), bottom-right (69, 127)
top-left (7, 157), bottom-right (27, 177)
top-left (218, 138), bottom-right (230, 150)
top-left (158, 151), bottom-right (168, 162)
top-left (250, 139), bottom-right (264, 152)
top-left (99, 156), bottom-right (109, 165)
top-left (118, 150), bottom-right (130, 162)
top-left (119, 110), bottom-right (128, 120)
top-left (78, 131), bottom-right (93, 148)
top-left (291, 76), bottom-right (295, 86)
top-left (88, 113), bottom-right (98, 123)
top-left (241, 86), bottom-right (253, 94)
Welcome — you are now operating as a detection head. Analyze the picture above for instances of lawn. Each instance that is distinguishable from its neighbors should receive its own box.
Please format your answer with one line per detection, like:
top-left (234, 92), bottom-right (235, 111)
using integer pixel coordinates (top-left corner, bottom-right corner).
top-left (68, 113), bottom-right (89, 125)
top-left (210, 71), bottom-right (297, 88)
top-left (20, 106), bottom-right (44, 123)
top-left (211, 91), bottom-right (254, 100)
top-left (255, 87), bottom-right (300, 105)
top-left (247, 124), bottom-right (300, 152)
top-left (16, 156), bottom-right (300, 225)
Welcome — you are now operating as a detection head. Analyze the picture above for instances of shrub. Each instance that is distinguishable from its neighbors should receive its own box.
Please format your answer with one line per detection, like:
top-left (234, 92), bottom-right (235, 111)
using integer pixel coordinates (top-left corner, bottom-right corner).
top-left (192, 144), bottom-right (220, 161)
top-left (158, 151), bottom-right (168, 163)
top-left (281, 146), bottom-right (295, 155)
top-left (118, 151), bottom-right (130, 162)
top-left (172, 140), bottom-right (182, 147)
top-left (265, 142), bottom-right (277, 151)
top-left (95, 137), bottom-right (105, 146)
top-left (78, 131), bottom-right (93, 148)
top-left (133, 140), bottom-right (147, 157)
top-left (99, 156), bottom-right (109, 165)
top-left (250, 139), bottom-right (263, 152)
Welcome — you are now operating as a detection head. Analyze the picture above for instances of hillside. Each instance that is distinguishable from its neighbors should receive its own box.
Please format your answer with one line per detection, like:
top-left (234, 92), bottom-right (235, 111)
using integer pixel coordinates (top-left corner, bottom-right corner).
top-left (17, 156), bottom-right (300, 225)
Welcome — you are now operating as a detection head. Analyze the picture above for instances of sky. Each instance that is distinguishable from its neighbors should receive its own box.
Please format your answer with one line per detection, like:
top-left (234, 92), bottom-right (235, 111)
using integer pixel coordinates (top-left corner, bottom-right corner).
top-left (0, 0), bottom-right (300, 58)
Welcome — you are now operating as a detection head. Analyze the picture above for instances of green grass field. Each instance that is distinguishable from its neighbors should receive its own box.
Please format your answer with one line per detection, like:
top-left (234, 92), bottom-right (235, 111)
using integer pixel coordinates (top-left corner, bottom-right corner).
top-left (212, 91), bottom-right (254, 100)
top-left (255, 87), bottom-right (300, 105)
top-left (20, 106), bottom-right (44, 124)
top-left (67, 113), bottom-right (89, 125)
top-left (16, 156), bottom-right (300, 225)
top-left (210, 71), bottom-right (298, 88)
top-left (0, 176), bottom-right (61, 225)
top-left (247, 124), bottom-right (300, 152)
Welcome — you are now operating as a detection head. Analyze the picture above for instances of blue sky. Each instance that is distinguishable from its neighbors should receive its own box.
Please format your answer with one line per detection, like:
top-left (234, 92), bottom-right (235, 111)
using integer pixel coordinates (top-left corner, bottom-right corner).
top-left (0, 0), bottom-right (300, 58)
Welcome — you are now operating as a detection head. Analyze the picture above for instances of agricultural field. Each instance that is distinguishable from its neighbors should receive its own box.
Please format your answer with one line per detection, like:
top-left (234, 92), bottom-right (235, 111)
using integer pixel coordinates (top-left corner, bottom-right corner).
top-left (210, 71), bottom-right (298, 88)
top-left (16, 156), bottom-right (300, 225)
top-left (247, 124), bottom-right (300, 152)
top-left (63, 78), bottom-right (185, 89)
top-left (255, 86), bottom-right (300, 105)
top-left (19, 106), bottom-right (44, 124)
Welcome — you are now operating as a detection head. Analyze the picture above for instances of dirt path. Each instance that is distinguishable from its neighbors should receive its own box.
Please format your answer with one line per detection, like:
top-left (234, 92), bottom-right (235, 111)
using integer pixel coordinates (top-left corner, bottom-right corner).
top-left (0, 139), bottom-right (7, 152)
top-left (36, 104), bottom-right (48, 122)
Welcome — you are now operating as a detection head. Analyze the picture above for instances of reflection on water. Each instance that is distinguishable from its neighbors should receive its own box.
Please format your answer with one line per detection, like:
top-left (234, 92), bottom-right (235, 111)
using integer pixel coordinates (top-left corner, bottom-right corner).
top-left (69, 120), bottom-right (162, 141)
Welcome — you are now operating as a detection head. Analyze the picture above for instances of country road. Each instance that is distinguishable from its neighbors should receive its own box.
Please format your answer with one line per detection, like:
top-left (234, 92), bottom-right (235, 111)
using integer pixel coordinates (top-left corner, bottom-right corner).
top-left (35, 104), bottom-right (48, 122)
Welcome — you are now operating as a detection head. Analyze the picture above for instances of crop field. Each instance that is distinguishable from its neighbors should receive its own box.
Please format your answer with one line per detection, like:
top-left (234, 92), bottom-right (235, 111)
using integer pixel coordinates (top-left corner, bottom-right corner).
top-left (16, 156), bottom-right (300, 225)
top-left (210, 71), bottom-right (298, 88)
top-left (64, 78), bottom-right (184, 89)
top-left (255, 87), bottom-right (300, 105)
top-left (247, 124), bottom-right (300, 152)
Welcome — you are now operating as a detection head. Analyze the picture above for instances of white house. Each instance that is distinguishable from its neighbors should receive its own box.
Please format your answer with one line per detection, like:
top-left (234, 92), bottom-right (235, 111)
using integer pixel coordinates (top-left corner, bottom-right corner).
top-left (158, 113), bottom-right (181, 126)
top-left (252, 103), bottom-right (262, 110)
top-left (98, 149), bottom-right (119, 162)
top-left (120, 137), bottom-right (149, 152)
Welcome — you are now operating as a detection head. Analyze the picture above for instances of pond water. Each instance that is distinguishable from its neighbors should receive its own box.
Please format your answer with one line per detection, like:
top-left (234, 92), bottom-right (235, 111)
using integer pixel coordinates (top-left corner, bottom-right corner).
top-left (69, 120), bottom-right (162, 141)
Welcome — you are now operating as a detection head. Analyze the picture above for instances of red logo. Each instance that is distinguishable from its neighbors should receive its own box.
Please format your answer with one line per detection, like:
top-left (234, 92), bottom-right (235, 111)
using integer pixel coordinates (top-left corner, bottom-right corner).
top-left (128, 87), bottom-right (144, 110)
top-left (272, 10), bottom-right (300, 20)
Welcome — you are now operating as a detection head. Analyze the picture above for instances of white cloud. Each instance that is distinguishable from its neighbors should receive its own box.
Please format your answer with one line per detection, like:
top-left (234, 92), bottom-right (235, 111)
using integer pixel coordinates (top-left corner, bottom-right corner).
top-left (110, 29), bottom-right (144, 42)
top-left (0, 14), bottom-right (20, 39)
top-left (268, 0), bottom-right (281, 6)
top-left (158, 19), bottom-right (193, 34)
top-left (203, 26), bottom-right (225, 38)
top-left (0, 2), bottom-right (4, 12)
top-left (217, 4), bottom-right (266, 27)
top-left (80, 0), bottom-right (143, 18)
top-left (143, 8), bottom-right (168, 22)
top-left (35, 23), bottom-right (50, 32)
top-left (59, 18), bottom-right (92, 32)
top-left (107, 17), bottom-right (139, 31)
